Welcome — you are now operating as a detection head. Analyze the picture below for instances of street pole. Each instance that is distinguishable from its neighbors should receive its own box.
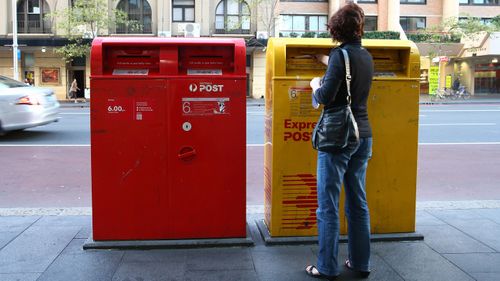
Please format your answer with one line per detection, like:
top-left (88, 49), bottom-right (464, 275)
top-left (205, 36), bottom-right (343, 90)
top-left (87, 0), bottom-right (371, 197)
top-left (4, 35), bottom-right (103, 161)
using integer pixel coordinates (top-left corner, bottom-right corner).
top-left (12, 0), bottom-right (19, 80)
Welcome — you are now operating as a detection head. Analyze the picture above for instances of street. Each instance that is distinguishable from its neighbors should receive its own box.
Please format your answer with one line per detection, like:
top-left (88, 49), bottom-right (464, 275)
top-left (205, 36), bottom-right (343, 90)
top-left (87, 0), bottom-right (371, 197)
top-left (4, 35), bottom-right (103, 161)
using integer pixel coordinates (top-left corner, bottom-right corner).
top-left (1, 103), bottom-right (500, 208)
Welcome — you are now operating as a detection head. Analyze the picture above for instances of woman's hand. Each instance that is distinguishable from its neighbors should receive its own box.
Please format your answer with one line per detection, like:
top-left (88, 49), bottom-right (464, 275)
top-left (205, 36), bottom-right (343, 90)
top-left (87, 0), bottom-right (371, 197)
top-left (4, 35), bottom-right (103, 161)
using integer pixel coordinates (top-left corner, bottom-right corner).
top-left (310, 77), bottom-right (322, 92)
top-left (315, 54), bottom-right (329, 66)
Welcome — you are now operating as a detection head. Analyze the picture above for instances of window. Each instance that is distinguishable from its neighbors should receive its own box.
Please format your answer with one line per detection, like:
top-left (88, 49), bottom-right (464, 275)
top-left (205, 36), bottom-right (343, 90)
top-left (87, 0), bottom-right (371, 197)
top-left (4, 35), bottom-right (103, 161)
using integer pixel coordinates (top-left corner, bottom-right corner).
top-left (400, 17), bottom-right (426, 32)
top-left (364, 16), bottom-right (377, 31)
top-left (474, 64), bottom-right (500, 94)
top-left (280, 15), bottom-right (328, 37)
top-left (358, 0), bottom-right (377, 3)
top-left (173, 0), bottom-right (195, 22)
top-left (400, 0), bottom-right (426, 3)
top-left (459, 17), bottom-right (493, 25)
top-left (460, 0), bottom-right (499, 4)
top-left (116, 0), bottom-right (152, 34)
top-left (17, 0), bottom-right (51, 33)
top-left (215, 0), bottom-right (251, 34)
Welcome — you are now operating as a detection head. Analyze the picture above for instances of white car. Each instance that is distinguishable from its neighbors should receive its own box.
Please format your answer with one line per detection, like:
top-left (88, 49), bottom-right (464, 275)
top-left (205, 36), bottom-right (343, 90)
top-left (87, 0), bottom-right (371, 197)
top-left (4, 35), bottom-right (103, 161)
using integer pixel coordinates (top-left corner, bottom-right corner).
top-left (0, 75), bottom-right (60, 134)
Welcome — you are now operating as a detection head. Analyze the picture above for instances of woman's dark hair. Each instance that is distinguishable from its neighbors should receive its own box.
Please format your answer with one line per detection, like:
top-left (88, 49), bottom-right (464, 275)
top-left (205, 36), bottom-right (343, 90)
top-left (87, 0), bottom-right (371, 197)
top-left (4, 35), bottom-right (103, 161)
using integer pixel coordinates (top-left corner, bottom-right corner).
top-left (327, 2), bottom-right (365, 43)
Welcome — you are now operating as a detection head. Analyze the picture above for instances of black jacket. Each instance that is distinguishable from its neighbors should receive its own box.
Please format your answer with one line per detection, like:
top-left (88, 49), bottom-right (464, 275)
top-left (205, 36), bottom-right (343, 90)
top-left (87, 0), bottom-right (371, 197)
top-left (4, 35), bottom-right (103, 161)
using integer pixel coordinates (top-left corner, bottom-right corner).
top-left (313, 40), bottom-right (373, 138)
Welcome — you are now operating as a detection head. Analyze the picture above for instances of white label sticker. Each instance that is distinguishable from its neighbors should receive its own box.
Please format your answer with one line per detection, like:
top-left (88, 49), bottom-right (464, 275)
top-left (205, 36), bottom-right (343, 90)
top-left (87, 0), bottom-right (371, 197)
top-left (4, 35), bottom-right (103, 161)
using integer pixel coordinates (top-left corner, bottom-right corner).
top-left (113, 69), bottom-right (149, 75)
top-left (181, 97), bottom-right (230, 116)
top-left (187, 69), bottom-right (222, 75)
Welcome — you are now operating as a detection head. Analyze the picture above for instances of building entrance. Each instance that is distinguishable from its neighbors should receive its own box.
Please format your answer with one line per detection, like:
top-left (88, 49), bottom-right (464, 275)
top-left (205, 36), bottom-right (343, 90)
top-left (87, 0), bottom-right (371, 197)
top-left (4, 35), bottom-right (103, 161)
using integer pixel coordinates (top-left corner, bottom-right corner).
top-left (69, 70), bottom-right (85, 99)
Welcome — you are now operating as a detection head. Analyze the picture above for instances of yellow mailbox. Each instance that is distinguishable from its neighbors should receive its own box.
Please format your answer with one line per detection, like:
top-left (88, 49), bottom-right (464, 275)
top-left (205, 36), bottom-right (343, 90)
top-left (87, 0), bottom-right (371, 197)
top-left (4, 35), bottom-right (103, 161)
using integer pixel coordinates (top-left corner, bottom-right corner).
top-left (264, 38), bottom-right (420, 237)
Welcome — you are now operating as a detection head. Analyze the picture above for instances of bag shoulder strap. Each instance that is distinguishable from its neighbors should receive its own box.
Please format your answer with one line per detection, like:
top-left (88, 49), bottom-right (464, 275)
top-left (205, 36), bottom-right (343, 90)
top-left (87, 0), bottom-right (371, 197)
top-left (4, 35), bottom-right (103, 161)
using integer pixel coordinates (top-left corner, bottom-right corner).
top-left (340, 48), bottom-right (352, 105)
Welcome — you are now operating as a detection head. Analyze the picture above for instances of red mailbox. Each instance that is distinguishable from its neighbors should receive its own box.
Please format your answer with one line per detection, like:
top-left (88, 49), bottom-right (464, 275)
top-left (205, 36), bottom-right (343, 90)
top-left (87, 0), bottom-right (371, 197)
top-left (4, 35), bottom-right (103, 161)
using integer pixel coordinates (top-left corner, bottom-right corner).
top-left (90, 38), bottom-right (246, 241)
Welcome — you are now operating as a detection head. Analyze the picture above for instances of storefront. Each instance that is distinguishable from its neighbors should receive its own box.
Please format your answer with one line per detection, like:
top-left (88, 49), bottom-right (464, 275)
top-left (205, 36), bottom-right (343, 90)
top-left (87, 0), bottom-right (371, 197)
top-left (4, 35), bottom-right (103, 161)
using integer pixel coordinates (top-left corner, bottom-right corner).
top-left (474, 61), bottom-right (500, 94)
top-left (0, 38), bottom-right (90, 101)
top-left (452, 32), bottom-right (500, 95)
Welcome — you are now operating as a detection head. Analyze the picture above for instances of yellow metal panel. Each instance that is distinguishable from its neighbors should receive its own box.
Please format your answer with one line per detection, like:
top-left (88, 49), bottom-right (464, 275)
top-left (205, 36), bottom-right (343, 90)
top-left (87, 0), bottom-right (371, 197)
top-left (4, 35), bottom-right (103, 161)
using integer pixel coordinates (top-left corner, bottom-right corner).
top-left (265, 38), bottom-right (420, 237)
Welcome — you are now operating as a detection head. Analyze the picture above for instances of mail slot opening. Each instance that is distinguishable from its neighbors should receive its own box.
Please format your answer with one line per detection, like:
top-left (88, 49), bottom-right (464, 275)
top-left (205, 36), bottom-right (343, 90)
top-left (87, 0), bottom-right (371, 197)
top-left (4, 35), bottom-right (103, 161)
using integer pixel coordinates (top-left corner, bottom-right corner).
top-left (103, 46), bottom-right (160, 75)
top-left (285, 46), bottom-right (329, 76)
top-left (367, 48), bottom-right (410, 77)
top-left (178, 45), bottom-right (234, 75)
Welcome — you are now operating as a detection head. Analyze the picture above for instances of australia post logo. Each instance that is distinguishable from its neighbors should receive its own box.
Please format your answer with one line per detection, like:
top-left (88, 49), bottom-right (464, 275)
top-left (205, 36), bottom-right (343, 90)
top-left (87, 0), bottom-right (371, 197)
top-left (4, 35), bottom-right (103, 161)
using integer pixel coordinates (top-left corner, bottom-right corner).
top-left (189, 82), bottom-right (224, 93)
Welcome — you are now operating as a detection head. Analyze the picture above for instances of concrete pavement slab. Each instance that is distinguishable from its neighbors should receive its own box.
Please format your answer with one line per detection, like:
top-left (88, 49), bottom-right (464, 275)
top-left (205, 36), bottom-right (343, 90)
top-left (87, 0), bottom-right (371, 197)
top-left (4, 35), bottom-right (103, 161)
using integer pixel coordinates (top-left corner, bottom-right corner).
top-left (415, 210), bottom-right (446, 226)
top-left (0, 216), bottom-right (39, 249)
top-left (0, 273), bottom-right (41, 281)
top-left (310, 243), bottom-right (405, 281)
top-left (469, 272), bottom-right (500, 281)
top-left (183, 269), bottom-right (259, 281)
top-left (0, 216), bottom-right (40, 230)
top-left (184, 248), bottom-right (254, 271)
top-left (0, 225), bottom-right (80, 274)
top-left (361, 254), bottom-right (406, 281)
top-left (373, 242), bottom-right (474, 281)
top-left (37, 239), bottom-right (124, 281)
top-left (112, 261), bottom-right (187, 281)
top-left (428, 209), bottom-right (486, 221)
top-left (444, 253), bottom-right (500, 275)
top-left (122, 249), bottom-right (187, 263)
top-left (251, 246), bottom-right (317, 281)
top-left (33, 215), bottom-right (90, 227)
top-left (60, 239), bottom-right (91, 255)
top-left (417, 225), bottom-right (495, 254)
top-left (444, 219), bottom-right (500, 252)
top-left (75, 224), bottom-right (91, 239)
top-left (471, 208), bottom-right (500, 224)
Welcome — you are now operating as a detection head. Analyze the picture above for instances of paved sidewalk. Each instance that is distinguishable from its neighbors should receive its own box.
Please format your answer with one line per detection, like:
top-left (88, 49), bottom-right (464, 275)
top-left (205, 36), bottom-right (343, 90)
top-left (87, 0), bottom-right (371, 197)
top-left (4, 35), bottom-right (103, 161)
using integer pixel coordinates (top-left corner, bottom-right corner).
top-left (1, 207), bottom-right (500, 281)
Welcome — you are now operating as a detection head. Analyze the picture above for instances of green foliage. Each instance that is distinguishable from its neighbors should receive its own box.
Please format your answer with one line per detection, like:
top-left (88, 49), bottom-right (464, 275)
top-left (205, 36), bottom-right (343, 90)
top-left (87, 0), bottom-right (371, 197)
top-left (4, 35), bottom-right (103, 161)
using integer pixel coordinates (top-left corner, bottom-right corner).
top-left (289, 32), bottom-right (299, 38)
top-left (441, 15), bottom-right (500, 41)
top-left (54, 40), bottom-right (91, 60)
top-left (363, 31), bottom-right (400, 39)
top-left (301, 32), bottom-right (316, 38)
top-left (317, 32), bottom-right (330, 38)
top-left (47, 0), bottom-right (141, 62)
top-left (407, 32), bottom-right (461, 43)
top-left (492, 15), bottom-right (500, 29)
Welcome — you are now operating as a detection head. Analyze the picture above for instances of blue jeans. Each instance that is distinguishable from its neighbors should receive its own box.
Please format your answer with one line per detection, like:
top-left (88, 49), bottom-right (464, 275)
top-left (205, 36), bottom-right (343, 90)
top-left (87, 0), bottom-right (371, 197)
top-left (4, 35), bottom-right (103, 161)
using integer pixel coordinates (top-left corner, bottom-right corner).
top-left (316, 137), bottom-right (372, 276)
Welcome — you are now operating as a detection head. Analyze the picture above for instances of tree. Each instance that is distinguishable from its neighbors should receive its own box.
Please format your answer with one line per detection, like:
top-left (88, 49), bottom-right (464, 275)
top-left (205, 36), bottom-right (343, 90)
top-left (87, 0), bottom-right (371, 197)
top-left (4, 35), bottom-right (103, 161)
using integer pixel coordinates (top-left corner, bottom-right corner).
top-left (250, 0), bottom-right (279, 37)
top-left (442, 15), bottom-right (500, 41)
top-left (47, 0), bottom-right (140, 62)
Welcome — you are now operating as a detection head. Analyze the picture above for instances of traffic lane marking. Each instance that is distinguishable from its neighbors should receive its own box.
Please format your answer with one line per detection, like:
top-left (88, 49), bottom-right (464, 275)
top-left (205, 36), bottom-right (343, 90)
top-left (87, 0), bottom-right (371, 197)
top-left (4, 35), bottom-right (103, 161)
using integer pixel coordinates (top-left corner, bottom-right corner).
top-left (420, 123), bottom-right (496, 126)
top-left (420, 109), bottom-right (500, 112)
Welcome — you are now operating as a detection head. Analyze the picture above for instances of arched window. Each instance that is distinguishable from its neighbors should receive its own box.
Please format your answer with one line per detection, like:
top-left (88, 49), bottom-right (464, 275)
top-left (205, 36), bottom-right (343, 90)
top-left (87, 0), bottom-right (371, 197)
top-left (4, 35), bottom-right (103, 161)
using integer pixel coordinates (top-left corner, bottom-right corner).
top-left (17, 0), bottom-right (52, 33)
top-left (116, 0), bottom-right (152, 34)
top-left (215, 0), bottom-right (250, 34)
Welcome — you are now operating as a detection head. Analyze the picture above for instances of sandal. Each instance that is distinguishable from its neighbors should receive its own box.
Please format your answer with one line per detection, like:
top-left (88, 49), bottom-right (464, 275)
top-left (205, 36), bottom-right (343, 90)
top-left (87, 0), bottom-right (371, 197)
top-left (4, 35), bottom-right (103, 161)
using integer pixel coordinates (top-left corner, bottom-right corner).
top-left (305, 265), bottom-right (338, 280)
top-left (344, 259), bottom-right (370, 278)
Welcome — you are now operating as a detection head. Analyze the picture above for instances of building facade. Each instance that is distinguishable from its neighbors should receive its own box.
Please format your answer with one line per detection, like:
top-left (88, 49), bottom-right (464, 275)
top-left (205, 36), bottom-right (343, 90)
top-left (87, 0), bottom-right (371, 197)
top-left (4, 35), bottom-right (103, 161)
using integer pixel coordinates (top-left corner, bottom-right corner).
top-left (0, 0), bottom-right (498, 100)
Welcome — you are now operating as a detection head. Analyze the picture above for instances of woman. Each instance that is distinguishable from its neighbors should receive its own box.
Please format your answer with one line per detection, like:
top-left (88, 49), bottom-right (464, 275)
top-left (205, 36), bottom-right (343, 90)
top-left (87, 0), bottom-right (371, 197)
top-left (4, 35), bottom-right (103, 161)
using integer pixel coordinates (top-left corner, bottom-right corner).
top-left (305, 2), bottom-right (373, 280)
top-left (69, 78), bottom-right (80, 103)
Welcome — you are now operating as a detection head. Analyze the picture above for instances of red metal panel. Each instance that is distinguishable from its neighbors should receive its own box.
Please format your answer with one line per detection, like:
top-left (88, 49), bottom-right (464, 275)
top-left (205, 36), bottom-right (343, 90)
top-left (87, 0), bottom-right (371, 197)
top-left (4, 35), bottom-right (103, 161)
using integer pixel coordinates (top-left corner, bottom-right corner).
top-left (91, 79), bottom-right (169, 240)
top-left (90, 38), bottom-right (246, 240)
top-left (166, 78), bottom-right (246, 238)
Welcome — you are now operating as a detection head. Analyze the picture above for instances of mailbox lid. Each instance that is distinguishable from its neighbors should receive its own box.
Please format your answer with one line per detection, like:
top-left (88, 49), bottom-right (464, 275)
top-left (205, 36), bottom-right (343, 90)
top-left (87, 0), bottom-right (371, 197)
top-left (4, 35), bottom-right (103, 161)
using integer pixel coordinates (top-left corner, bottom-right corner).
top-left (266, 38), bottom-right (420, 80)
top-left (91, 37), bottom-right (246, 77)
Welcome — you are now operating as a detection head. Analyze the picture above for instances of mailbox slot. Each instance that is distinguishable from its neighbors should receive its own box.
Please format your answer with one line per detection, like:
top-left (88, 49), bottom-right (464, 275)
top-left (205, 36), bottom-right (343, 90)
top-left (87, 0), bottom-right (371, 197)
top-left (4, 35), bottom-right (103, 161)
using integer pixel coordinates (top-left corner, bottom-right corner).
top-left (367, 47), bottom-right (411, 77)
top-left (285, 46), bottom-right (329, 76)
top-left (103, 46), bottom-right (160, 75)
top-left (178, 45), bottom-right (234, 75)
